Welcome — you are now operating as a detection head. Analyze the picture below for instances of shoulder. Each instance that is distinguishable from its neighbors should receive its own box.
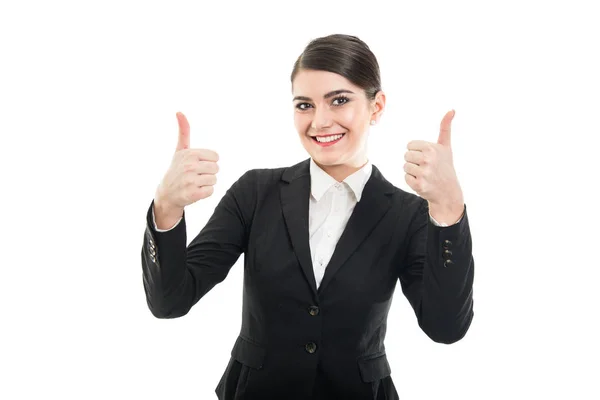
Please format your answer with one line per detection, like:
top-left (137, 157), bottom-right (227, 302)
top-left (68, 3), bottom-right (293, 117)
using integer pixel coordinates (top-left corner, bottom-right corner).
top-left (371, 164), bottom-right (426, 210)
top-left (226, 160), bottom-right (308, 215)
top-left (396, 186), bottom-right (427, 210)
top-left (235, 158), bottom-right (310, 188)
top-left (369, 166), bottom-right (428, 231)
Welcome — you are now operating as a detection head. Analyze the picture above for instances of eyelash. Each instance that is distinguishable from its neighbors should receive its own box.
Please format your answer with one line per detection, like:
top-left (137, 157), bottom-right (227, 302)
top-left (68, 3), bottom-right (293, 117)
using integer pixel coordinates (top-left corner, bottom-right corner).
top-left (295, 95), bottom-right (350, 111)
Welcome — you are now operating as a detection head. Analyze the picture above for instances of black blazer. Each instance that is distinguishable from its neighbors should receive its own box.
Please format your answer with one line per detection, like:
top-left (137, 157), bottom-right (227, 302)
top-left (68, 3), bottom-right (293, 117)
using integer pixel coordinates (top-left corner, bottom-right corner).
top-left (141, 158), bottom-right (475, 399)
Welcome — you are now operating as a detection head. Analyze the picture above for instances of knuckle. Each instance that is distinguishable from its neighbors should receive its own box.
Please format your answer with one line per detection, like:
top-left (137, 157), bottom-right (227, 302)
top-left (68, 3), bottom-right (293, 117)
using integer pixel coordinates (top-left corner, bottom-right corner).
top-left (194, 187), bottom-right (204, 199)
top-left (198, 185), bottom-right (214, 198)
top-left (179, 152), bottom-right (192, 164)
top-left (179, 149), bottom-right (192, 160)
top-left (183, 163), bottom-right (195, 172)
top-left (199, 149), bottom-right (219, 163)
top-left (199, 174), bottom-right (216, 186)
top-left (200, 161), bottom-right (219, 174)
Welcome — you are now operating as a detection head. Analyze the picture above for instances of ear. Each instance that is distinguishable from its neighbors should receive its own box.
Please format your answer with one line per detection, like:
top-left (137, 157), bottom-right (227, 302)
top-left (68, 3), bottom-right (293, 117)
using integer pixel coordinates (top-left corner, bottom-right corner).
top-left (370, 90), bottom-right (386, 123)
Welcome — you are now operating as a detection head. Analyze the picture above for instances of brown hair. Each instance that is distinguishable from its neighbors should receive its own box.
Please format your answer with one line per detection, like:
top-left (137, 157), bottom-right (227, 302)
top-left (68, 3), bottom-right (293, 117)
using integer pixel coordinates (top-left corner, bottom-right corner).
top-left (290, 34), bottom-right (382, 100)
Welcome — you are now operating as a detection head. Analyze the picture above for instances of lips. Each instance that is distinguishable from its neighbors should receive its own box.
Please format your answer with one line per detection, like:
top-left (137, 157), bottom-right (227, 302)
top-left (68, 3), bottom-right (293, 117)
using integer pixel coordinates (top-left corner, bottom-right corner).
top-left (311, 133), bottom-right (346, 146)
top-left (311, 133), bottom-right (345, 138)
top-left (311, 133), bottom-right (345, 140)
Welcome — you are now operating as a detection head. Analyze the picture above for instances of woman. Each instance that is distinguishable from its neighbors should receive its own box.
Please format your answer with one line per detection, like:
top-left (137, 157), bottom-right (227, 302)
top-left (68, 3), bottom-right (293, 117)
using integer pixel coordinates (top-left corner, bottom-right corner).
top-left (142, 33), bottom-right (474, 400)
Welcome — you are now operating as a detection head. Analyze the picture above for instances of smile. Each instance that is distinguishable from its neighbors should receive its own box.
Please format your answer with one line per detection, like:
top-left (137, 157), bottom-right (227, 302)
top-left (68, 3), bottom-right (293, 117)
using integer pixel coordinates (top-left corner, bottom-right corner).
top-left (312, 133), bottom-right (345, 146)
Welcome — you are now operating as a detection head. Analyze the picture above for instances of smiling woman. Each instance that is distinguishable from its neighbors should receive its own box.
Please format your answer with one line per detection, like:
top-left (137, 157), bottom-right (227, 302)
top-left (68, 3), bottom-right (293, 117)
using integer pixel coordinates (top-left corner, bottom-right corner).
top-left (144, 33), bottom-right (475, 400)
top-left (290, 34), bottom-right (385, 182)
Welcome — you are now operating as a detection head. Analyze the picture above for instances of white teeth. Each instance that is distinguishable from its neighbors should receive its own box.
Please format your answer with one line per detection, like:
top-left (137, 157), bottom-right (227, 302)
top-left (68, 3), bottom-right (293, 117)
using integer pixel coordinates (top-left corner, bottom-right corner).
top-left (315, 134), bottom-right (344, 143)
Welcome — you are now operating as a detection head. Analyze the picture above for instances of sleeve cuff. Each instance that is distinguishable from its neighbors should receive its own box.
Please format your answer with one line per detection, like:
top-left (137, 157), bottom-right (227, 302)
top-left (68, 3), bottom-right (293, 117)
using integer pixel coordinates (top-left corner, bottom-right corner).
top-left (152, 203), bottom-right (183, 232)
top-left (429, 205), bottom-right (465, 227)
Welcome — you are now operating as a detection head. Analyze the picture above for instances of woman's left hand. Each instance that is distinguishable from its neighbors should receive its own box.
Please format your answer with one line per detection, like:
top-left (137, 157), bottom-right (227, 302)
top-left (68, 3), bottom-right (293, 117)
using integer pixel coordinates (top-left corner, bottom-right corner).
top-left (403, 110), bottom-right (464, 223)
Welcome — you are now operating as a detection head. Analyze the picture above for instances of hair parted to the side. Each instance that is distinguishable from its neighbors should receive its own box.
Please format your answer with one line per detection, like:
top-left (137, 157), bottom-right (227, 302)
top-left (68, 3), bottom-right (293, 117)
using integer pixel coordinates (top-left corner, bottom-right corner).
top-left (290, 34), bottom-right (381, 100)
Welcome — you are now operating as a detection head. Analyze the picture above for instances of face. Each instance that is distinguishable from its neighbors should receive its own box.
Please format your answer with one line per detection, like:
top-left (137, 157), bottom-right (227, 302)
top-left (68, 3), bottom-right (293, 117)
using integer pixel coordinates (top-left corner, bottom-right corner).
top-left (292, 69), bottom-right (385, 178)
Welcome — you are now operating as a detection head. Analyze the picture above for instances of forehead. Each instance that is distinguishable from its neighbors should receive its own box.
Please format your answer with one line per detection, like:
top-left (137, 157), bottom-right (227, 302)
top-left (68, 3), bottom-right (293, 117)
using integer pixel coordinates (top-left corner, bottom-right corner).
top-left (292, 69), bottom-right (359, 95)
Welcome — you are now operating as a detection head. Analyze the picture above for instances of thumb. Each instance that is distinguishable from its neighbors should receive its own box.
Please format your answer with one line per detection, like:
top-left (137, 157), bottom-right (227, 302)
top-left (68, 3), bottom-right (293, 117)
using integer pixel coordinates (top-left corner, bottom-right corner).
top-left (437, 109), bottom-right (455, 147)
top-left (175, 111), bottom-right (190, 151)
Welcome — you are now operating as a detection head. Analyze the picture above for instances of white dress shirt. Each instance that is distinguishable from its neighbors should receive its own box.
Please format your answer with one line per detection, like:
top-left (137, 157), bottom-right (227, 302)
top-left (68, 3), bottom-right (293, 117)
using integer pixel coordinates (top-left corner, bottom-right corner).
top-left (151, 159), bottom-right (462, 288)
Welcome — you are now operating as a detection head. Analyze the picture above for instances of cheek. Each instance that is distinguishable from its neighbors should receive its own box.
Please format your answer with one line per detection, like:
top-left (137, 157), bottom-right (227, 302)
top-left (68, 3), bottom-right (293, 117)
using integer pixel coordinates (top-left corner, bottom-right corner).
top-left (294, 113), bottom-right (309, 133)
top-left (339, 106), bottom-right (366, 130)
top-left (339, 108), bottom-right (356, 126)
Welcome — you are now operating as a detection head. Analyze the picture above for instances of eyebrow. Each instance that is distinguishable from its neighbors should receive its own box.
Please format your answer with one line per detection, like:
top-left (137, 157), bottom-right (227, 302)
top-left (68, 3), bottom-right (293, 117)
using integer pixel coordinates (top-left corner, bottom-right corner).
top-left (293, 89), bottom-right (355, 102)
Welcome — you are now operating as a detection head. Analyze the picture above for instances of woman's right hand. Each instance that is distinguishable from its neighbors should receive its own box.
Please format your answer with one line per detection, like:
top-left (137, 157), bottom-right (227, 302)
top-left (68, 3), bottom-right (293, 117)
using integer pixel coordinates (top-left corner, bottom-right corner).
top-left (154, 112), bottom-right (219, 215)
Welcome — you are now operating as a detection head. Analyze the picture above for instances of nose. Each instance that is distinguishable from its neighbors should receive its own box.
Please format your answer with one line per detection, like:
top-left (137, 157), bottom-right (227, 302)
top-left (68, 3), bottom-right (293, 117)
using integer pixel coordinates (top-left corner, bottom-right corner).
top-left (311, 106), bottom-right (333, 131)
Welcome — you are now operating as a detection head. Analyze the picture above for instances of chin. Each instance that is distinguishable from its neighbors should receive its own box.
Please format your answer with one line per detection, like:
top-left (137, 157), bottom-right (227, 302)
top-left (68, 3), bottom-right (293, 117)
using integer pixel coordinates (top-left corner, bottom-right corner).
top-left (311, 154), bottom-right (345, 166)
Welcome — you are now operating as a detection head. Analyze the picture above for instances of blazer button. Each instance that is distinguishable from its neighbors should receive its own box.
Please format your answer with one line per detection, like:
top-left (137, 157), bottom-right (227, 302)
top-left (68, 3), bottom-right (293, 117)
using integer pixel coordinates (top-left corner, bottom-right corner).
top-left (442, 239), bottom-right (452, 249)
top-left (305, 342), bottom-right (317, 354)
top-left (308, 306), bottom-right (320, 316)
top-left (443, 259), bottom-right (454, 268)
top-left (442, 249), bottom-right (452, 260)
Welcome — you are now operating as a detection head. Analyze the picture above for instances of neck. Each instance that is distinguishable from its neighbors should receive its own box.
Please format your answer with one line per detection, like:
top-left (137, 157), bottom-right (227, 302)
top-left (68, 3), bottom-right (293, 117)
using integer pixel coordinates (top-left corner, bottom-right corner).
top-left (315, 157), bottom-right (369, 182)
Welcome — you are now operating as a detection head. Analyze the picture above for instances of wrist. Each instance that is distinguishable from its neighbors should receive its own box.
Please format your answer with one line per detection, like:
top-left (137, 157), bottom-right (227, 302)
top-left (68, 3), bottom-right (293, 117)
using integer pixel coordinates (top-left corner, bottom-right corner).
top-left (428, 199), bottom-right (464, 225)
top-left (154, 196), bottom-right (183, 220)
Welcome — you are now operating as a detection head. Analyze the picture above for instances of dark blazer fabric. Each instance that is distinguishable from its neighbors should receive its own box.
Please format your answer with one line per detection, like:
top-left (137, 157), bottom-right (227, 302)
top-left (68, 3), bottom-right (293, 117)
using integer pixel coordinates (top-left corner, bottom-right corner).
top-left (141, 158), bottom-right (475, 399)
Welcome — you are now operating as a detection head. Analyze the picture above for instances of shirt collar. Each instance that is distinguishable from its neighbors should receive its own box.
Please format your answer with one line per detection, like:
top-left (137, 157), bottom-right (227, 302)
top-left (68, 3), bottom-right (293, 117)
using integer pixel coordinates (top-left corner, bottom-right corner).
top-left (309, 158), bottom-right (372, 202)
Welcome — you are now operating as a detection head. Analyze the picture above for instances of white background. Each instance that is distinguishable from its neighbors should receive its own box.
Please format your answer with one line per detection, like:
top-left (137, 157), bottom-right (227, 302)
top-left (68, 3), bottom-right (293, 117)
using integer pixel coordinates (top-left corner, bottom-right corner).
top-left (1, 0), bottom-right (599, 399)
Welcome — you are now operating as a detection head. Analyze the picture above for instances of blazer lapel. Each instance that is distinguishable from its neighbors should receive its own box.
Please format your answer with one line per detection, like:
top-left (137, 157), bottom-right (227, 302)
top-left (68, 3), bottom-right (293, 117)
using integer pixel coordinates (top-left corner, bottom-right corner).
top-left (280, 159), bottom-right (318, 297)
top-left (317, 166), bottom-right (395, 294)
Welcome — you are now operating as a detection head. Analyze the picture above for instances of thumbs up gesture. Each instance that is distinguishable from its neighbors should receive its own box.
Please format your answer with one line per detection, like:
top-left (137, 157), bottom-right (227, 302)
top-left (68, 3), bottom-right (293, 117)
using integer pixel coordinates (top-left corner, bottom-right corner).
top-left (154, 112), bottom-right (220, 212)
top-left (404, 110), bottom-right (464, 222)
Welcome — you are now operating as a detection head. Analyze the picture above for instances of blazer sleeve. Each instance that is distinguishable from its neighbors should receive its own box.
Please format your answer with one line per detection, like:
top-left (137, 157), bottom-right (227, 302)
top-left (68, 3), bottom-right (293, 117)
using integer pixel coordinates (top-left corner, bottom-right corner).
top-left (141, 170), bottom-right (257, 318)
top-left (398, 198), bottom-right (475, 344)
top-left (151, 207), bottom-right (182, 231)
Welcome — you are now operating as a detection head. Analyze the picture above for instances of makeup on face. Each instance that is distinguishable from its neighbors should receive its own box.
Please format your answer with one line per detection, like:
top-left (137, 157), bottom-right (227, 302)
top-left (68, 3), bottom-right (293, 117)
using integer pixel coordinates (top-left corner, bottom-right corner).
top-left (311, 133), bottom-right (345, 147)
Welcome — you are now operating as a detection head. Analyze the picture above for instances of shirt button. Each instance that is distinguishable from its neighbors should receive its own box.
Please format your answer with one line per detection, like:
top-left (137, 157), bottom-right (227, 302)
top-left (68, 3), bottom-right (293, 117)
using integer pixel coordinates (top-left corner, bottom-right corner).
top-left (442, 249), bottom-right (453, 260)
top-left (308, 306), bottom-right (320, 316)
top-left (442, 239), bottom-right (452, 249)
top-left (305, 342), bottom-right (317, 353)
top-left (326, 231), bottom-right (331, 237)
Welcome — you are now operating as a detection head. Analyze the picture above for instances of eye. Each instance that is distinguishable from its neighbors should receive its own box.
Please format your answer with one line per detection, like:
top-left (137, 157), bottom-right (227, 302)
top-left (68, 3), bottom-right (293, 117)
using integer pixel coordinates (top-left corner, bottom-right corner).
top-left (296, 103), bottom-right (311, 110)
top-left (295, 95), bottom-right (351, 111)
top-left (332, 95), bottom-right (350, 106)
